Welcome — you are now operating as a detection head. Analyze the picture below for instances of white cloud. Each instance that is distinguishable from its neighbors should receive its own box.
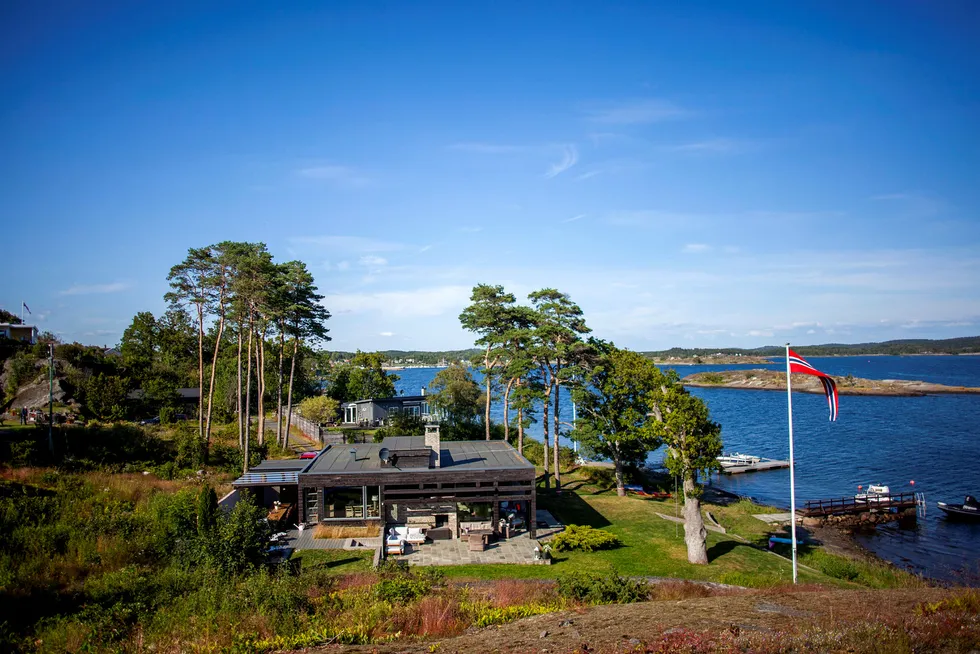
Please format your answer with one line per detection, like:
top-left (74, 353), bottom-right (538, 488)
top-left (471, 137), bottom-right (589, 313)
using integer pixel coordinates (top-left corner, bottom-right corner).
top-left (747, 330), bottom-right (774, 337)
top-left (59, 282), bottom-right (132, 296)
top-left (575, 170), bottom-right (602, 181)
top-left (583, 99), bottom-right (689, 124)
top-left (457, 226), bottom-right (483, 233)
top-left (545, 145), bottom-right (578, 178)
top-left (682, 243), bottom-right (711, 253)
top-left (324, 285), bottom-right (472, 318)
top-left (297, 165), bottom-right (372, 187)
top-left (666, 138), bottom-right (751, 154)
top-left (563, 214), bottom-right (587, 223)
top-left (359, 255), bottom-right (388, 266)
top-left (379, 331), bottom-right (394, 337)
top-left (448, 142), bottom-right (527, 154)
top-left (290, 236), bottom-right (407, 253)
top-left (336, 261), bottom-right (350, 270)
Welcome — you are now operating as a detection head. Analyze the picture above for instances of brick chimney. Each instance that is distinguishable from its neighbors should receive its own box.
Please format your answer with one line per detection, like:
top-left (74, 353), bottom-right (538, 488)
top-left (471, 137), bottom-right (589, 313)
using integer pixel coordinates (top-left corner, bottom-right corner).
top-left (425, 423), bottom-right (440, 468)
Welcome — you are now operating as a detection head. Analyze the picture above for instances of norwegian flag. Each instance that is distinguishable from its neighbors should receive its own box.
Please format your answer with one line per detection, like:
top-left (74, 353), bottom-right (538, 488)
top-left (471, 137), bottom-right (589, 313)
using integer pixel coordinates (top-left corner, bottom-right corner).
top-left (787, 349), bottom-right (838, 421)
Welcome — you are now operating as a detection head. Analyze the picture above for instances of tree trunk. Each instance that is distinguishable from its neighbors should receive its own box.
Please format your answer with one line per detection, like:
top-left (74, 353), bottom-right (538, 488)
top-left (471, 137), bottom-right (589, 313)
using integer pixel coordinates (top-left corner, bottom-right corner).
top-left (196, 304), bottom-right (204, 439)
top-left (613, 445), bottom-right (626, 497)
top-left (243, 313), bottom-right (254, 473)
top-left (502, 376), bottom-right (515, 443)
top-left (541, 374), bottom-right (551, 491)
top-left (276, 321), bottom-right (286, 448)
top-left (483, 346), bottom-right (493, 440)
top-left (236, 322), bottom-right (243, 449)
top-left (682, 475), bottom-right (709, 564)
top-left (256, 327), bottom-right (266, 446)
top-left (553, 370), bottom-right (561, 491)
top-left (203, 312), bottom-right (225, 457)
top-left (285, 335), bottom-right (299, 447)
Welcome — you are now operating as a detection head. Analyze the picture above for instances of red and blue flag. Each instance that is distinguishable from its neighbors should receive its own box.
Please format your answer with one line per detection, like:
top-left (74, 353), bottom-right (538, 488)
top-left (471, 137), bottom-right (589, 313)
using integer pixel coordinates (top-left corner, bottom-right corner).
top-left (788, 349), bottom-right (838, 421)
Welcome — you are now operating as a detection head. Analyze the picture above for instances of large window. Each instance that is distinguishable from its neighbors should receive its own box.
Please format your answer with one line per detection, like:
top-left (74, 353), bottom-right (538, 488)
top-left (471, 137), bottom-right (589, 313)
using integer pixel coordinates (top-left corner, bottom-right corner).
top-left (320, 486), bottom-right (382, 520)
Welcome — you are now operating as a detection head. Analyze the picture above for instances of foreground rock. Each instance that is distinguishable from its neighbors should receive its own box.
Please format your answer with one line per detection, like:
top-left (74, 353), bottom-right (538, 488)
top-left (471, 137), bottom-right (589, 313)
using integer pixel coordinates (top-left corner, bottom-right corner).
top-left (320, 588), bottom-right (976, 654)
top-left (682, 368), bottom-right (980, 396)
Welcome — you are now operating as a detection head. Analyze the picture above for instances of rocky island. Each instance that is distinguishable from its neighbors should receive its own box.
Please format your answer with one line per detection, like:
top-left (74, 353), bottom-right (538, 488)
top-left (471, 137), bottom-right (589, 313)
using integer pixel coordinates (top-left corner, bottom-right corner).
top-left (682, 368), bottom-right (980, 396)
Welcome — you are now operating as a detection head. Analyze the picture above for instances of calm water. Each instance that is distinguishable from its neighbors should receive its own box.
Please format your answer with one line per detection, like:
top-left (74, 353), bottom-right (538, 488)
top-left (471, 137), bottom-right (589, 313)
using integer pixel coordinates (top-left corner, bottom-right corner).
top-left (393, 357), bottom-right (980, 582)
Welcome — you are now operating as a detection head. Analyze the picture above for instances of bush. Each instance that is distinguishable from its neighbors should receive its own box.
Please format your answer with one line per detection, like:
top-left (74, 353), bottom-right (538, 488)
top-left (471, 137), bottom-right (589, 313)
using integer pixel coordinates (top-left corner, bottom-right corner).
top-left (817, 555), bottom-right (860, 581)
top-left (556, 570), bottom-right (648, 604)
top-left (551, 524), bottom-right (621, 552)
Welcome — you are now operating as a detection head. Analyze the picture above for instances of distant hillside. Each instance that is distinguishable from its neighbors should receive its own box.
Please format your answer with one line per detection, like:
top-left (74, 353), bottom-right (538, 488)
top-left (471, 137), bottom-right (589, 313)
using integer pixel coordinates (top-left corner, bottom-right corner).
top-left (326, 349), bottom-right (481, 365)
top-left (643, 335), bottom-right (980, 359)
top-left (320, 337), bottom-right (980, 364)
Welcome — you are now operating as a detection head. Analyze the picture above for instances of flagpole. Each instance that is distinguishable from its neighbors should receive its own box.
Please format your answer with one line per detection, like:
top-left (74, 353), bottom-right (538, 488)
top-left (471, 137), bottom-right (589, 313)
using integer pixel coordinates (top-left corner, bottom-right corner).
top-left (786, 343), bottom-right (798, 584)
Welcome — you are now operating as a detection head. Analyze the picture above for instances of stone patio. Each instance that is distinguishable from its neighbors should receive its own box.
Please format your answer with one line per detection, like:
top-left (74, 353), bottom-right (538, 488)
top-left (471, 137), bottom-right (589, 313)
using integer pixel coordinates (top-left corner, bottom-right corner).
top-left (393, 510), bottom-right (564, 566)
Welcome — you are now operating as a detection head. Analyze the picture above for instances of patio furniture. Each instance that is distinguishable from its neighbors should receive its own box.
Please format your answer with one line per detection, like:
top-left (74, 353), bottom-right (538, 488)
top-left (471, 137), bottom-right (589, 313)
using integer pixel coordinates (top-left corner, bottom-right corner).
top-left (427, 527), bottom-right (452, 540)
top-left (405, 527), bottom-right (426, 545)
top-left (386, 527), bottom-right (406, 555)
top-left (467, 532), bottom-right (486, 552)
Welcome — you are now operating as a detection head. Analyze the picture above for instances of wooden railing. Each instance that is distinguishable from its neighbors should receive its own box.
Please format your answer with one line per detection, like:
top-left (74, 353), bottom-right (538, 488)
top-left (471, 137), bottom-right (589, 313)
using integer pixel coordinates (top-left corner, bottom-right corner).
top-left (802, 492), bottom-right (918, 517)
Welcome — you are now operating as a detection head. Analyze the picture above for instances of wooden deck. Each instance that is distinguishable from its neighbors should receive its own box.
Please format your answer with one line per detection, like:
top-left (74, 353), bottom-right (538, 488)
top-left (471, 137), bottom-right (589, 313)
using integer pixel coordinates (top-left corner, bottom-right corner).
top-left (801, 492), bottom-right (919, 517)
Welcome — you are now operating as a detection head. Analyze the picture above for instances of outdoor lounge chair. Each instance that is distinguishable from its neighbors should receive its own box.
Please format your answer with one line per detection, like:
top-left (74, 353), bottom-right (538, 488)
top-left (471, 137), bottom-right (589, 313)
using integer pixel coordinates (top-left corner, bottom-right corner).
top-left (386, 527), bottom-right (406, 555)
top-left (405, 527), bottom-right (426, 545)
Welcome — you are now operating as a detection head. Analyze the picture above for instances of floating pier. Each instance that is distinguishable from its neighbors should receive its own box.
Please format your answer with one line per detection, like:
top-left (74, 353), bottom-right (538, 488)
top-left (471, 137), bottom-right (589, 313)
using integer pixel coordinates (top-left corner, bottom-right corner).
top-left (801, 491), bottom-right (923, 518)
top-left (719, 458), bottom-right (790, 475)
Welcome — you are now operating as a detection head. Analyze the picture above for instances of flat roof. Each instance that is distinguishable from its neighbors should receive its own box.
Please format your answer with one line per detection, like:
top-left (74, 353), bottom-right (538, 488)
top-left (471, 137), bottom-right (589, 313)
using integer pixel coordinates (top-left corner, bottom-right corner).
top-left (251, 458), bottom-right (315, 472)
top-left (380, 435), bottom-right (427, 451)
top-left (305, 440), bottom-right (534, 475)
top-left (232, 471), bottom-right (299, 487)
top-left (344, 395), bottom-right (428, 405)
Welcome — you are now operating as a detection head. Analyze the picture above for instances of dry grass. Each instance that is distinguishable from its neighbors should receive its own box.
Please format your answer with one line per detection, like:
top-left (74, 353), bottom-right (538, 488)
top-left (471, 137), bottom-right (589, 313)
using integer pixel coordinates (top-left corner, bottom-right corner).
top-left (313, 524), bottom-right (379, 539)
top-left (486, 579), bottom-right (559, 608)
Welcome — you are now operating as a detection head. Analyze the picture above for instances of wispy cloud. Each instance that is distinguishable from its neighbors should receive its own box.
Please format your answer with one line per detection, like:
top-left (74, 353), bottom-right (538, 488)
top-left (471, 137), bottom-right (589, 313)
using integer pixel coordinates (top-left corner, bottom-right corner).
top-left (458, 226), bottom-right (483, 234)
top-left (545, 145), bottom-right (578, 178)
top-left (448, 142), bottom-right (526, 154)
top-left (575, 170), bottom-right (602, 181)
top-left (666, 138), bottom-right (752, 155)
top-left (324, 285), bottom-right (472, 318)
top-left (871, 192), bottom-right (945, 217)
top-left (60, 282), bottom-right (132, 296)
top-left (682, 243), bottom-right (711, 253)
top-left (379, 331), bottom-right (394, 337)
top-left (359, 255), bottom-right (388, 266)
top-left (290, 236), bottom-right (407, 253)
top-left (297, 165), bottom-right (372, 187)
top-left (583, 99), bottom-right (690, 124)
top-left (563, 214), bottom-right (587, 223)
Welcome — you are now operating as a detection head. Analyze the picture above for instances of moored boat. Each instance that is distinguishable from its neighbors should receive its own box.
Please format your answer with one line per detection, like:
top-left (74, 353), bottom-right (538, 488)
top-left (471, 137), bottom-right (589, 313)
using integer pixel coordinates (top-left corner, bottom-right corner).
top-left (937, 496), bottom-right (980, 521)
top-left (717, 453), bottom-right (761, 469)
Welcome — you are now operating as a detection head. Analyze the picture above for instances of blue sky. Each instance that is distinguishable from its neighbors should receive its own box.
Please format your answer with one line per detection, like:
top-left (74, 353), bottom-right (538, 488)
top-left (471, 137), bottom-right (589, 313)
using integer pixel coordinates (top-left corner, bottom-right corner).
top-left (2, 1), bottom-right (978, 351)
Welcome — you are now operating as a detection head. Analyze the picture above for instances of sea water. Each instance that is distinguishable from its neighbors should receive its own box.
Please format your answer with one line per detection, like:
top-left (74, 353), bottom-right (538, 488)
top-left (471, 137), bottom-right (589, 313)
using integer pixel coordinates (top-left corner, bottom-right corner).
top-left (393, 356), bottom-right (980, 582)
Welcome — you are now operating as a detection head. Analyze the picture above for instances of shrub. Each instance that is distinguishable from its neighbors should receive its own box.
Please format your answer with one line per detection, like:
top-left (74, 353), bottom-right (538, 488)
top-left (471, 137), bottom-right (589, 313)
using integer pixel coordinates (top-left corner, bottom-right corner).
top-left (817, 555), bottom-right (860, 581)
top-left (551, 524), bottom-right (621, 552)
top-left (556, 570), bottom-right (648, 605)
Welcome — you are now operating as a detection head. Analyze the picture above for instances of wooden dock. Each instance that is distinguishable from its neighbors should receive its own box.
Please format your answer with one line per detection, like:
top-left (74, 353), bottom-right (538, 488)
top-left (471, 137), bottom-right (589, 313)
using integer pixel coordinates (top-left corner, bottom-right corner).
top-left (720, 458), bottom-right (790, 474)
top-left (801, 492), bottom-right (920, 517)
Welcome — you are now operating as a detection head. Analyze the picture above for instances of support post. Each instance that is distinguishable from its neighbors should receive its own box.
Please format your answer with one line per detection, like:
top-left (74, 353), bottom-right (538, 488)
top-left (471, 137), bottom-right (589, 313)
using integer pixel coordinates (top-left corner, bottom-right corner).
top-left (785, 343), bottom-right (798, 584)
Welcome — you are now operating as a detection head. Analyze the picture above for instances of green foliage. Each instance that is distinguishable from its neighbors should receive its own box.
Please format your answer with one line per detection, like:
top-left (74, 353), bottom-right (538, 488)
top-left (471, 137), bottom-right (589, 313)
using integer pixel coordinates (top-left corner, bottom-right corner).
top-left (473, 603), bottom-right (555, 627)
top-left (335, 351), bottom-right (399, 402)
top-left (196, 485), bottom-right (218, 538)
top-left (214, 492), bottom-right (270, 573)
top-left (571, 344), bottom-right (668, 480)
top-left (159, 405), bottom-right (177, 424)
top-left (699, 372), bottom-right (726, 384)
top-left (298, 395), bottom-right (340, 425)
top-left (83, 372), bottom-right (130, 421)
top-left (175, 423), bottom-right (206, 468)
top-left (555, 570), bottom-right (648, 604)
top-left (512, 435), bottom-right (576, 470)
top-left (373, 412), bottom-right (426, 440)
top-left (657, 386), bottom-right (723, 487)
top-left (428, 363), bottom-right (484, 437)
top-left (551, 524), bottom-right (622, 552)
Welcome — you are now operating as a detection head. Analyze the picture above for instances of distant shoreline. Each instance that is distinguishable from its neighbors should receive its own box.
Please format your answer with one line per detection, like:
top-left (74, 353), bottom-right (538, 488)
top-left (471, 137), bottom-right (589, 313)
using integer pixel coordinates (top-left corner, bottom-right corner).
top-left (682, 368), bottom-right (980, 397)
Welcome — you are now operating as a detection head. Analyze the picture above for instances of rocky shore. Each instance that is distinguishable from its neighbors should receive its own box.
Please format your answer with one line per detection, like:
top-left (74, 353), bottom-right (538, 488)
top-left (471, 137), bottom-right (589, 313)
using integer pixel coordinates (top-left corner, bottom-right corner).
top-left (682, 368), bottom-right (980, 396)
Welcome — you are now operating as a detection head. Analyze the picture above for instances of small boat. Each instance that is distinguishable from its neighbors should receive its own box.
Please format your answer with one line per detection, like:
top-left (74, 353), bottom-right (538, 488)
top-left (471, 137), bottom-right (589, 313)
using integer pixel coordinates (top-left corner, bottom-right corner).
top-left (855, 484), bottom-right (891, 503)
top-left (937, 496), bottom-right (980, 521)
top-left (717, 453), bottom-right (761, 469)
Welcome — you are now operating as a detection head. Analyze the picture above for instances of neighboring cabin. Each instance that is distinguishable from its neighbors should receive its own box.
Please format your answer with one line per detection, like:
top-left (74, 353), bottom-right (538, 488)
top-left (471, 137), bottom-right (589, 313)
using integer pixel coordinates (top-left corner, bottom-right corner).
top-left (0, 323), bottom-right (38, 344)
top-left (341, 394), bottom-right (433, 426)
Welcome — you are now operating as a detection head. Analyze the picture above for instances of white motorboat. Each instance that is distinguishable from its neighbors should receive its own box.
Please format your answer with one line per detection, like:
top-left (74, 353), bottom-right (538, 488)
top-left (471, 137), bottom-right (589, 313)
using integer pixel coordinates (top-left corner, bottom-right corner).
top-left (717, 453), bottom-right (762, 469)
top-left (855, 484), bottom-right (891, 503)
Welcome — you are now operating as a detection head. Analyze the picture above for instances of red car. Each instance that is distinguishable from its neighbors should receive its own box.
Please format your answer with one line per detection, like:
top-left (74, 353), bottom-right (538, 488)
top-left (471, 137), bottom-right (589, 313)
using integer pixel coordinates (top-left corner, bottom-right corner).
top-left (299, 451), bottom-right (318, 459)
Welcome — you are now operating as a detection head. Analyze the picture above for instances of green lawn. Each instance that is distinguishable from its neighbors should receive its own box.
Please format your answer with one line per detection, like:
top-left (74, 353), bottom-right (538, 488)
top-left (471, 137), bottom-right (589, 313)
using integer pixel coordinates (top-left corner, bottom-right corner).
top-left (290, 548), bottom-right (374, 573)
top-left (436, 470), bottom-right (920, 588)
